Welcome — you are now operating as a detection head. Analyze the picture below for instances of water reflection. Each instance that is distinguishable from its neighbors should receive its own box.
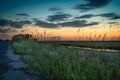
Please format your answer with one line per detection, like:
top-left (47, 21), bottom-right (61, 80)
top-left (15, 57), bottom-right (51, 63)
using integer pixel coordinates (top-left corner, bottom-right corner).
top-left (68, 46), bottom-right (120, 53)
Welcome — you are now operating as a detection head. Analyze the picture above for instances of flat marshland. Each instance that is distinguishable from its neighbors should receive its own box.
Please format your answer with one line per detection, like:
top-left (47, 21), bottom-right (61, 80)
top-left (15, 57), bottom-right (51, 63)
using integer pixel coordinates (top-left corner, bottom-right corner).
top-left (12, 37), bottom-right (120, 80)
top-left (40, 41), bottom-right (120, 50)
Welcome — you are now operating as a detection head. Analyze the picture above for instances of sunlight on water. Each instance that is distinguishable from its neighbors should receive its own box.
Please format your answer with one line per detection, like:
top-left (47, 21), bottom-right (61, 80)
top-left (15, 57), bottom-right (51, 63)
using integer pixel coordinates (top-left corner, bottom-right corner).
top-left (68, 46), bottom-right (120, 52)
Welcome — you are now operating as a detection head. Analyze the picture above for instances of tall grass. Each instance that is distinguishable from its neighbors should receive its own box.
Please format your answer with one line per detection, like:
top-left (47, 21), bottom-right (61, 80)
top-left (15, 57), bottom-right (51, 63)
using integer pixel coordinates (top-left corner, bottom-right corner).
top-left (12, 39), bottom-right (120, 80)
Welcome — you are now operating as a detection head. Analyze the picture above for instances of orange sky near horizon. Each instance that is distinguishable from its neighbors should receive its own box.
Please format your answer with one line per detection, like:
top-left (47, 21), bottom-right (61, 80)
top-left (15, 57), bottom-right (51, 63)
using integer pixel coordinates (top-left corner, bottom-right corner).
top-left (0, 24), bottom-right (120, 41)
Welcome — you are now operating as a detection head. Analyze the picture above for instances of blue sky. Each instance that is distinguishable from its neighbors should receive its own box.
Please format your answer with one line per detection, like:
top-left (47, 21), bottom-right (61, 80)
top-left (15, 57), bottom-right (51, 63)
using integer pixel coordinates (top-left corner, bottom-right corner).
top-left (0, 0), bottom-right (120, 19)
top-left (0, 0), bottom-right (120, 32)
top-left (0, 0), bottom-right (84, 18)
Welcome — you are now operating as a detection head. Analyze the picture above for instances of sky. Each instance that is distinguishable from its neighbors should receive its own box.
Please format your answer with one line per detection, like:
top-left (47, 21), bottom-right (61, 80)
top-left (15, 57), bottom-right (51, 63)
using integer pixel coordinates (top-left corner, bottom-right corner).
top-left (0, 0), bottom-right (120, 40)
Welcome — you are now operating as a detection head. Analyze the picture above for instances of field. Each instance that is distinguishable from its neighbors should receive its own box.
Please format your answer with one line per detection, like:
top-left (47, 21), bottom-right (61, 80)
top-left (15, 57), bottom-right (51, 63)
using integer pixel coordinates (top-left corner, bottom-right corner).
top-left (40, 41), bottom-right (120, 50)
top-left (11, 35), bottom-right (120, 80)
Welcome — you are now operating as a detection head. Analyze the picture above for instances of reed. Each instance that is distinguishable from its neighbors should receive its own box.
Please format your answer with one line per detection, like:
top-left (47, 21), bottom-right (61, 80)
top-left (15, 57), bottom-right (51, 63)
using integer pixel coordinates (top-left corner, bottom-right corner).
top-left (12, 38), bottom-right (120, 80)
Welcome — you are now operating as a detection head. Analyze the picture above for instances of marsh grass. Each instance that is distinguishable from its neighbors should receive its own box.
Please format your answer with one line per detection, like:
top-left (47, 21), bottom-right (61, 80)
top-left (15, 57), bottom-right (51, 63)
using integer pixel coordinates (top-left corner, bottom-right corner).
top-left (12, 39), bottom-right (120, 80)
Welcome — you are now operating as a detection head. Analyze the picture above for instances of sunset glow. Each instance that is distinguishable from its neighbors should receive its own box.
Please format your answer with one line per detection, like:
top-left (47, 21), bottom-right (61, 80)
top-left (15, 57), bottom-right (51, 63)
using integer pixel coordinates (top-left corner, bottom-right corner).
top-left (0, 0), bottom-right (120, 41)
top-left (0, 24), bottom-right (120, 41)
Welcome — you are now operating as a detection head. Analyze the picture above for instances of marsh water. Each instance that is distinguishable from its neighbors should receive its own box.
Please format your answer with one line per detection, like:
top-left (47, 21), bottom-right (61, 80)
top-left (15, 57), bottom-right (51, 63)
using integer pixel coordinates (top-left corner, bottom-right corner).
top-left (68, 46), bottom-right (120, 53)
top-left (0, 41), bottom-right (41, 80)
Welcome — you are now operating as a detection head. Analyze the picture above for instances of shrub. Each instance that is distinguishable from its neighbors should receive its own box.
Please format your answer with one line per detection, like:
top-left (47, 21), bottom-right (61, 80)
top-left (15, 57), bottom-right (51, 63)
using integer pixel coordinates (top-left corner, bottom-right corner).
top-left (12, 34), bottom-right (31, 42)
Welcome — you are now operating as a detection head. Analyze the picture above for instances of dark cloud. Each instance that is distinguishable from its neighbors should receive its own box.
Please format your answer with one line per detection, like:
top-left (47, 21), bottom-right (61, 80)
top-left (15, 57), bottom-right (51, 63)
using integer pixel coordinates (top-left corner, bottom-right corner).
top-left (108, 22), bottom-right (120, 24)
top-left (0, 28), bottom-right (9, 33)
top-left (0, 19), bottom-right (12, 26)
top-left (16, 13), bottom-right (30, 17)
top-left (0, 27), bottom-right (17, 33)
top-left (75, 14), bottom-right (95, 19)
top-left (97, 13), bottom-right (115, 17)
top-left (10, 20), bottom-right (31, 28)
top-left (73, 0), bottom-right (112, 12)
top-left (59, 20), bottom-right (99, 27)
top-left (87, 22), bottom-right (100, 26)
top-left (59, 20), bottom-right (87, 27)
top-left (97, 13), bottom-right (120, 20)
top-left (0, 17), bottom-right (100, 30)
top-left (74, 12), bottom-right (120, 20)
top-left (32, 18), bottom-right (39, 21)
top-left (0, 18), bottom-right (31, 28)
top-left (34, 20), bottom-right (57, 28)
top-left (48, 7), bottom-right (62, 11)
top-left (34, 20), bottom-right (99, 28)
top-left (111, 16), bottom-right (120, 20)
top-left (47, 14), bottom-right (72, 22)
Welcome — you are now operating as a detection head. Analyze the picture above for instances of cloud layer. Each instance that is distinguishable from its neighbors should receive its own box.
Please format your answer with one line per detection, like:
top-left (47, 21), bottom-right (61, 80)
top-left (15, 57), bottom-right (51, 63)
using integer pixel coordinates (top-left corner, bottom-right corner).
top-left (75, 14), bottom-right (95, 19)
top-left (59, 20), bottom-right (99, 27)
top-left (16, 13), bottom-right (30, 17)
top-left (75, 12), bottom-right (120, 20)
top-left (47, 14), bottom-right (72, 22)
top-left (0, 12), bottom-right (120, 32)
top-left (34, 19), bottom-right (99, 28)
top-left (0, 18), bottom-right (31, 28)
top-left (48, 7), bottom-right (62, 11)
top-left (97, 13), bottom-right (120, 20)
top-left (73, 0), bottom-right (112, 12)
top-left (34, 20), bottom-right (57, 28)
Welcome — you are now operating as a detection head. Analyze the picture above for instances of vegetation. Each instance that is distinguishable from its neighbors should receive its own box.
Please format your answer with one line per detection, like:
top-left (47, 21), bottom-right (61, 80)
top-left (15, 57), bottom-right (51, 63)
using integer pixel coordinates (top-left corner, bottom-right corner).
top-left (12, 35), bottom-right (120, 80)
top-left (12, 34), bottom-right (32, 42)
top-left (40, 41), bottom-right (120, 50)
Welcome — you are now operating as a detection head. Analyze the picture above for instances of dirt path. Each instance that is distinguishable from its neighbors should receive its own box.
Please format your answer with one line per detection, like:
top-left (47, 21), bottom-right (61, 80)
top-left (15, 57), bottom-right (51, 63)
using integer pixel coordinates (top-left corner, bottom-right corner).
top-left (0, 41), bottom-right (42, 80)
